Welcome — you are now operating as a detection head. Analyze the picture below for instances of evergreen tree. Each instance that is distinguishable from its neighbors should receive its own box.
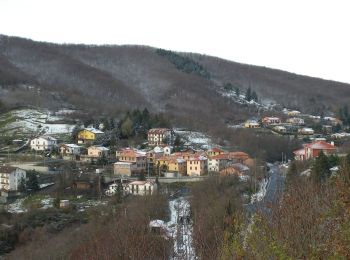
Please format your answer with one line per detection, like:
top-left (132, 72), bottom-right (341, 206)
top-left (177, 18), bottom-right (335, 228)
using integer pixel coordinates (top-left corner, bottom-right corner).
top-left (251, 90), bottom-right (258, 102)
top-left (235, 87), bottom-right (240, 97)
top-left (114, 182), bottom-right (124, 204)
top-left (311, 151), bottom-right (331, 183)
top-left (18, 176), bottom-right (26, 193)
top-left (328, 154), bottom-right (340, 168)
top-left (26, 170), bottom-right (40, 191)
top-left (173, 134), bottom-right (182, 152)
top-left (71, 125), bottom-right (81, 143)
top-left (245, 87), bottom-right (252, 102)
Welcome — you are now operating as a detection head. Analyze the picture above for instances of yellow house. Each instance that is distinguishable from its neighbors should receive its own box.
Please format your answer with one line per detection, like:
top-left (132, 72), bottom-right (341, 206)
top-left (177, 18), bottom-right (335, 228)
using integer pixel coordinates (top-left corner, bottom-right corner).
top-left (78, 128), bottom-right (104, 144)
top-left (157, 156), bottom-right (171, 168)
top-left (168, 158), bottom-right (187, 176)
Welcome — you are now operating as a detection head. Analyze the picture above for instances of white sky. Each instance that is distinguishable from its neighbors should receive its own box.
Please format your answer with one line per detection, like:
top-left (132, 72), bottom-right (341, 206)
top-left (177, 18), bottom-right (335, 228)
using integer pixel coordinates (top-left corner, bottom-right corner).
top-left (1, 0), bottom-right (350, 83)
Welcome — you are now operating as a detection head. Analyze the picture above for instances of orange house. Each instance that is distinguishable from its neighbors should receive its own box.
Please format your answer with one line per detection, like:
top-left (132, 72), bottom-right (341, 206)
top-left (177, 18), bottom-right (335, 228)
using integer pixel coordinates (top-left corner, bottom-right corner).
top-left (187, 155), bottom-right (208, 176)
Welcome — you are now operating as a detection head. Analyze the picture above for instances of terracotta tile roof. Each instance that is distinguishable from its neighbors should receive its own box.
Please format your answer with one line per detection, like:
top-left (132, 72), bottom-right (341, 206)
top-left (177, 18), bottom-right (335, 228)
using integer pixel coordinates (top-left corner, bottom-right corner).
top-left (209, 147), bottom-right (225, 153)
top-left (228, 152), bottom-right (250, 158)
top-left (0, 165), bottom-right (19, 173)
top-left (209, 154), bottom-right (230, 160)
top-left (304, 141), bottom-right (336, 150)
top-left (148, 128), bottom-right (171, 134)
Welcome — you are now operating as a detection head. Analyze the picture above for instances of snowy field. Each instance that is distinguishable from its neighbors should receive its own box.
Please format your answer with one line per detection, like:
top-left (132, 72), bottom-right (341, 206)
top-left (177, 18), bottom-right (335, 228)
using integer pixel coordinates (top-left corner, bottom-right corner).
top-left (1, 108), bottom-right (76, 135)
top-left (174, 129), bottom-right (215, 149)
top-left (250, 178), bottom-right (268, 203)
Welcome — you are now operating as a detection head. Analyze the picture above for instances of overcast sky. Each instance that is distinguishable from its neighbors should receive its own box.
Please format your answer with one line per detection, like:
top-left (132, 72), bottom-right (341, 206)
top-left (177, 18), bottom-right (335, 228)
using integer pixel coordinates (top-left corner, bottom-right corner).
top-left (1, 0), bottom-right (350, 83)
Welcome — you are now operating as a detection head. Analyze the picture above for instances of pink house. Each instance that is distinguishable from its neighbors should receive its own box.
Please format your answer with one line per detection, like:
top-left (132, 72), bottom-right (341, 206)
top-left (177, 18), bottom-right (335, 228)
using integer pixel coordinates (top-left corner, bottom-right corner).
top-left (293, 141), bottom-right (337, 161)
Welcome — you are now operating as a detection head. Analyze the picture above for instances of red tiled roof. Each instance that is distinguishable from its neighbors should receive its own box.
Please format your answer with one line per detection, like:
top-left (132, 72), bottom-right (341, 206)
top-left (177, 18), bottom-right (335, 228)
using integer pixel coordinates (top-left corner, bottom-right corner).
top-left (209, 147), bottom-right (225, 153)
top-left (304, 141), bottom-right (336, 150)
top-left (209, 154), bottom-right (230, 160)
top-left (148, 128), bottom-right (171, 134)
top-left (228, 152), bottom-right (250, 158)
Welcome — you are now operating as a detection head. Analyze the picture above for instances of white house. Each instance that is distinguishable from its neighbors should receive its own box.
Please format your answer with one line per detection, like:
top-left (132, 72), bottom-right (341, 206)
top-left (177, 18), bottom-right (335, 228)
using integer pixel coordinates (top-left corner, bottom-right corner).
top-left (125, 180), bottom-right (157, 196)
top-left (286, 117), bottom-right (305, 125)
top-left (0, 166), bottom-right (26, 191)
top-left (30, 136), bottom-right (57, 151)
top-left (59, 144), bottom-right (81, 156)
top-left (208, 154), bottom-right (230, 172)
top-left (273, 125), bottom-right (287, 133)
top-left (163, 146), bottom-right (173, 156)
top-left (298, 127), bottom-right (315, 135)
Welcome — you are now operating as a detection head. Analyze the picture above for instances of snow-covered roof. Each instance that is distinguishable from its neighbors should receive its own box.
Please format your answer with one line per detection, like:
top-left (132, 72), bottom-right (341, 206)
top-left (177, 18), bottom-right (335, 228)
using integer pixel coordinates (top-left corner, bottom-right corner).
top-left (231, 163), bottom-right (250, 172)
top-left (84, 127), bottom-right (104, 134)
top-left (153, 146), bottom-right (164, 153)
top-left (61, 144), bottom-right (81, 148)
top-left (148, 128), bottom-right (171, 134)
top-left (301, 128), bottom-right (314, 132)
top-left (129, 180), bottom-right (155, 186)
top-left (36, 135), bottom-right (57, 141)
top-left (89, 145), bottom-right (109, 151)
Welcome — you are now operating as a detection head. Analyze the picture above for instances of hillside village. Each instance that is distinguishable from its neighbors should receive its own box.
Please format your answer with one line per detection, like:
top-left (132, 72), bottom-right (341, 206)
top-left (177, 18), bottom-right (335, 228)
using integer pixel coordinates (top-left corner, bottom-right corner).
top-left (1, 125), bottom-right (258, 201)
top-left (1, 103), bottom-right (349, 203)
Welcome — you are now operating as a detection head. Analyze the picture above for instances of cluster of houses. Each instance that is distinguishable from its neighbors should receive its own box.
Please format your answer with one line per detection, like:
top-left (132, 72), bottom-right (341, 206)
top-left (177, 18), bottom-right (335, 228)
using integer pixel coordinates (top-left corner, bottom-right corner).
top-left (114, 146), bottom-right (253, 178)
top-left (30, 127), bottom-right (108, 161)
top-left (244, 109), bottom-right (343, 137)
top-left (29, 127), bottom-right (254, 178)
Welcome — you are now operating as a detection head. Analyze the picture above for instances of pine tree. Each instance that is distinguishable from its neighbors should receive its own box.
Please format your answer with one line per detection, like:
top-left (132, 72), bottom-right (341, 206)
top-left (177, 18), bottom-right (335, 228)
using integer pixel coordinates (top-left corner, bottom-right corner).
top-left (235, 87), bottom-right (240, 97)
top-left (26, 170), bottom-right (40, 191)
top-left (71, 125), bottom-right (81, 143)
top-left (251, 90), bottom-right (258, 102)
top-left (18, 176), bottom-right (26, 193)
top-left (245, 87), bottom-right (252, 102)
top-left (311, 151), bottom-right (331, 183)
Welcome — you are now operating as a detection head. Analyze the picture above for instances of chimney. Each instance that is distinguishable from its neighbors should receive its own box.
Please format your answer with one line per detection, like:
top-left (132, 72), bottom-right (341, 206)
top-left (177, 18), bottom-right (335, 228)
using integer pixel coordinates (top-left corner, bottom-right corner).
top-left (331, 141), bottom-right (334, 146)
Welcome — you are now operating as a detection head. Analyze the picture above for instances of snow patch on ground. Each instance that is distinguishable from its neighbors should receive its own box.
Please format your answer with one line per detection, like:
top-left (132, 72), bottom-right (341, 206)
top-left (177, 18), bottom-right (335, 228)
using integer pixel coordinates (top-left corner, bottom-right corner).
top-left (167, 197), bottom-right (196, 260)
top-left (174, 129), bottom-right (215, 149)
top-left (250, 178), bottom-right (268, 203)
top-left (76, 200), bottom-right (108, 212)
top-left (3, 108), bottom-right (76, 135)
top-left (6, 198), bottom-right (27, 214)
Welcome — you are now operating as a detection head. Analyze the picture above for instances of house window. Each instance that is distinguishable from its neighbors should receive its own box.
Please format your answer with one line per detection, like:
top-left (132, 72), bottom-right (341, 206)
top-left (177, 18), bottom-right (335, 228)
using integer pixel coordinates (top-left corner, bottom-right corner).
top-left (190, 167), bottom-right (192, 170)
top-left (195, 167), bottom-right (197, 170)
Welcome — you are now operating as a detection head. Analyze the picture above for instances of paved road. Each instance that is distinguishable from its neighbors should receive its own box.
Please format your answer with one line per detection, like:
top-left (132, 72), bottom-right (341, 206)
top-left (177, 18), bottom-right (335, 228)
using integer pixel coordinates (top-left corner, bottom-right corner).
top-left (246, 164), bottom-right (285, 215)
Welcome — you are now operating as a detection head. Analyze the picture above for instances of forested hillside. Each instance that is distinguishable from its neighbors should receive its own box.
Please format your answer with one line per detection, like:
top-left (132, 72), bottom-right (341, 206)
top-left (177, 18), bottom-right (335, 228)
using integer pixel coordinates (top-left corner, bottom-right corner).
top-left (1, 34), bottom-right (350, 127)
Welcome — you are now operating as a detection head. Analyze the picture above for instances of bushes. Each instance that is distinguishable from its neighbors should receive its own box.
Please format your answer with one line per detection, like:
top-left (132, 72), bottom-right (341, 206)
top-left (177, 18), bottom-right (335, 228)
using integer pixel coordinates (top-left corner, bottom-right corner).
top-left (190, 176), bottom-right (246, 259)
